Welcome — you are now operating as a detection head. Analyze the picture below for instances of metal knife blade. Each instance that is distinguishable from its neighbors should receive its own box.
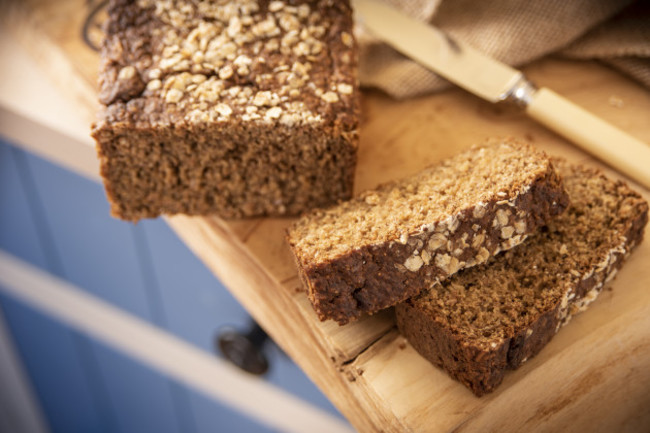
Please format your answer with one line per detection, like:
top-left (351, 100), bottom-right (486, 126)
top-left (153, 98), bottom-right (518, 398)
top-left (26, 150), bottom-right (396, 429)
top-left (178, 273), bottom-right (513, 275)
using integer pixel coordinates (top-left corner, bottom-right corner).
top-left (353, 0), bottom-right (523, 103)
top-left (353, 0), bottom-right (650, 189)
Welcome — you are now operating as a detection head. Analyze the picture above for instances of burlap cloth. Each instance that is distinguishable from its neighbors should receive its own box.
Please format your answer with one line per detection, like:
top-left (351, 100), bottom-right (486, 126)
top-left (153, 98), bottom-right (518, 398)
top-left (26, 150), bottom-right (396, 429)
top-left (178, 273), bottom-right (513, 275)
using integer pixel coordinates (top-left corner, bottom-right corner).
top-left (358, 0), bottom-right (650, 99)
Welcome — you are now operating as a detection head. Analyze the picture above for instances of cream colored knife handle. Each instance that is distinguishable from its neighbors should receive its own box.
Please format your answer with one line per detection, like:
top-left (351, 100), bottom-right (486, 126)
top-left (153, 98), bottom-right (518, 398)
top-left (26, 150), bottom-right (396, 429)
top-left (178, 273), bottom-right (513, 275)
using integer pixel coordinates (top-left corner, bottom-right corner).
top-left (526, 87), bottom-right (650, 189)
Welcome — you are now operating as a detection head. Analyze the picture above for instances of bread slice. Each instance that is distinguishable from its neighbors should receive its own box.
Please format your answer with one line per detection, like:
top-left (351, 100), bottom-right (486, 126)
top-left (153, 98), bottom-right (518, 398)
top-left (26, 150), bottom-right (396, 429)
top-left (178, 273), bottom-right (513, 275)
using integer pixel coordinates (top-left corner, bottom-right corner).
top-left (396, 160), bottom-right (648, 396)
top-left (287, 139), bottom-right (569, 324)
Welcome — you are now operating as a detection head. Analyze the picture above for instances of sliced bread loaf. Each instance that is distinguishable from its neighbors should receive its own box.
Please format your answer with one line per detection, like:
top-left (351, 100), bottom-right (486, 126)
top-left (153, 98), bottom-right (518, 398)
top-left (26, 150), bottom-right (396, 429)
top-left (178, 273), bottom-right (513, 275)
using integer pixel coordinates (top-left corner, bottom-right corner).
top-left (287, 139), bottom-right (569, 324)
top-left (92, 0), bottom-right (359, 220)
top-left (396, 160), bottom-right (648, 396)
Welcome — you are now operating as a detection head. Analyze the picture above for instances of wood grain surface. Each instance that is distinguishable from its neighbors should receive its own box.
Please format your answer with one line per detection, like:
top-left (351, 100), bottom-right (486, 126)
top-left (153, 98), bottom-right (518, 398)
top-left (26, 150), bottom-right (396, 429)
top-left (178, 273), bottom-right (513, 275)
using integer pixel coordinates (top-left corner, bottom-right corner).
top-left (3, 1), bottom-right (650, 431)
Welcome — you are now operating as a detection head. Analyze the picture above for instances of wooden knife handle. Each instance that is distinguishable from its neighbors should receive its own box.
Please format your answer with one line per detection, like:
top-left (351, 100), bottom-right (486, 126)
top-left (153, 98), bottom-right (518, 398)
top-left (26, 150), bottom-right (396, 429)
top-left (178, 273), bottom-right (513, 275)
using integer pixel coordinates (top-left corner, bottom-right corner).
top-left (526, 87), bottom-right (650, 190)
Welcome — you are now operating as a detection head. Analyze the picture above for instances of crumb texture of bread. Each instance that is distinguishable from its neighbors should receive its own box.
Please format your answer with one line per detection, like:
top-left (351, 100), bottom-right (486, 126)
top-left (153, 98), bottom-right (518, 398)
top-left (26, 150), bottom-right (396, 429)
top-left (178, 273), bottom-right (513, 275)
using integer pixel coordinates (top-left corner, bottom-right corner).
top-left (288, 139), bottom-right (570, 325)
top-left (396, 160), bottom-right (649, 396)
top-left (91, 0), bottom-right (359, 220)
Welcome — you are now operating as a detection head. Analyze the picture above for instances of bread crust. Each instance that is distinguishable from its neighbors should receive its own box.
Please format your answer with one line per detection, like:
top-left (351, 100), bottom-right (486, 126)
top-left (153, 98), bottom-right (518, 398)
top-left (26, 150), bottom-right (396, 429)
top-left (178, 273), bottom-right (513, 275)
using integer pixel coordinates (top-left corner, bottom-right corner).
top-left (396, 162), bottom-right (648, 396)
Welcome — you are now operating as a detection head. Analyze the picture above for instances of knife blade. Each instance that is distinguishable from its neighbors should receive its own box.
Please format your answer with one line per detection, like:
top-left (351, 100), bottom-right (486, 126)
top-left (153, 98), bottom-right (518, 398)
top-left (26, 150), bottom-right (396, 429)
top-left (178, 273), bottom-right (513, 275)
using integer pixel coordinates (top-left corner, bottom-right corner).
top-left (354, 0), bottom-right (650, 189)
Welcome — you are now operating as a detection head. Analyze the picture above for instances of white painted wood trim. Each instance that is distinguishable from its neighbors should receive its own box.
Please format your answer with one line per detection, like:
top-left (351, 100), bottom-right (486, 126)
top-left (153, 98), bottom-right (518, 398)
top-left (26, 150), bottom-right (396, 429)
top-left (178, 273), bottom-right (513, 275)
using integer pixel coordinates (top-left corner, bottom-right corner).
top-left (0, 105), bottom-right (100, 182)
top-left (0, 251), bottom-right (354, 433)
top-left (0, 308), bottom-right (50, 433)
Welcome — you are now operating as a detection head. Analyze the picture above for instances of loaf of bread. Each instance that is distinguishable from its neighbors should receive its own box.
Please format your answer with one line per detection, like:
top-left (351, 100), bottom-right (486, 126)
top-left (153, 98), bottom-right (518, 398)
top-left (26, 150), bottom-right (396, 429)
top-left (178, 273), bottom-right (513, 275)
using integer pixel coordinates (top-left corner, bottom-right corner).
top-left (91, 0), bottom-right (359, 221)
top-left (288, 139), bottom-right (569, 324)
top-left (396, 160), bottom-right (648, 396)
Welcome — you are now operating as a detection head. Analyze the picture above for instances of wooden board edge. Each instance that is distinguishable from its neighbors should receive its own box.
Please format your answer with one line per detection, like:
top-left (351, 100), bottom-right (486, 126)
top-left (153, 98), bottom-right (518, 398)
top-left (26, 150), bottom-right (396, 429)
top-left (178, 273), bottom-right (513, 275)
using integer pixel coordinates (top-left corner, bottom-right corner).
top-left (165, 214), bottom-right (407, 432)
top-left (346, 293), bottom-right (650, 432)
top-left (459, 299), bottom-right (650, 432)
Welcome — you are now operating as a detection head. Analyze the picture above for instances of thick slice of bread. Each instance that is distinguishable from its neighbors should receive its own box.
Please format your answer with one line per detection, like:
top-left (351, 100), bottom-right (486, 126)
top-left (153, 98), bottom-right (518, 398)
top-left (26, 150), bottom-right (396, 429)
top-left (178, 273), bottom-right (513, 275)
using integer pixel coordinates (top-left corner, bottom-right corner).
top-left (396, 160), bottom-right (648, 396)
top-left (288, 139), bottom-right (569, 324)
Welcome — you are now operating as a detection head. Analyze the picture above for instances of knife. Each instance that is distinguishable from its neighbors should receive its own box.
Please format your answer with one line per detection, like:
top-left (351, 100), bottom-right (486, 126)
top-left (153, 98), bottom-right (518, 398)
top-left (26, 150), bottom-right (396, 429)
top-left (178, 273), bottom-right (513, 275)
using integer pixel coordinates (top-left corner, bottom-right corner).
top-left (353, 0), bottom-right (650, 189)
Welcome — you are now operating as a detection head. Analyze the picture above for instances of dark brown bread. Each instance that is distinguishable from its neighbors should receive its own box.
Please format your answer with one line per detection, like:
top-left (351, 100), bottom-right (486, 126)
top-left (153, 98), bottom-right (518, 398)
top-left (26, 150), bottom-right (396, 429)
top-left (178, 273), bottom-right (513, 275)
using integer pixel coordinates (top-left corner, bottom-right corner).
top-left (288, 140), bottom-right (569, 325)
top-left (396, 160), bottom-right (648, 396)
top-left (91, 0), bottom-right (359, 221)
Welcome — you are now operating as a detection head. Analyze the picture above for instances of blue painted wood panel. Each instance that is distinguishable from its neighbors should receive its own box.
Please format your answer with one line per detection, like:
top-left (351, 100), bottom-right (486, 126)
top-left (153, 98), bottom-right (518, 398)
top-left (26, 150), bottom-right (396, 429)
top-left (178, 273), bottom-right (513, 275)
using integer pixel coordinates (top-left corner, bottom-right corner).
top-left (1, 138), bottom-right (346, 431)
top-left (265, 344), bottom-right (344, 420)
top-left (138, 219), bottom-right (251, 349)
top-left (20, 149), bottom-right (154, 320)
top-left (0, 292), bottom-right (107, 433)
top-left (187, 389), bottom-right (276, 433)
top-left (0, 139), bottom-right (51, 270)
top-left (1, 139), bottom-right (109, 433)
top-left (0, 291), bottom-right (282, 433)
top-left (0, 142), bottom-right (278, 432)
top-left (91, 343), bottom-right (193, 433)
top-left (137, 219), bottom-right (283, 431)
top-left (5, 143), bottom-right (184, 433)
top-left (139, 211), bottom-right (344, 420)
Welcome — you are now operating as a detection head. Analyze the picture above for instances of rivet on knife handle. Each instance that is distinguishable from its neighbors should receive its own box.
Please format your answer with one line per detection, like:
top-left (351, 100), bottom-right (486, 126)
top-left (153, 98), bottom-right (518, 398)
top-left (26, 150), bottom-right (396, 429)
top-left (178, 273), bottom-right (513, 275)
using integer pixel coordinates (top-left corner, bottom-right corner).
top-left (354, 0), bottom-right (650, 189)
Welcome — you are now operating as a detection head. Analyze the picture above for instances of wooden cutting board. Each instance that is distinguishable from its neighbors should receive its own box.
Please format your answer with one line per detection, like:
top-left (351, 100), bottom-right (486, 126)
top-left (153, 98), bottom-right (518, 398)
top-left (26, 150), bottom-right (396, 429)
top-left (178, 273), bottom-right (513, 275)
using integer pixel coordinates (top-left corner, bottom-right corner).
top-left (4, 1), bottom-right (650, 431)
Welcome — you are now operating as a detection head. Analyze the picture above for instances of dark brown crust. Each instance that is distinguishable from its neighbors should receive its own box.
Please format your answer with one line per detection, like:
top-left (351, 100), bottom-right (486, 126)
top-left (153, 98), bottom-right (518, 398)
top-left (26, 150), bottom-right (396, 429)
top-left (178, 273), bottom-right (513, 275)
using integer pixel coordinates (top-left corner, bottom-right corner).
top-left (91, 0), bottom-right (360, 221)
top-left (295, 166), bottom-right (569, 325)
top-left (395, 173), bottom-right (648, 397)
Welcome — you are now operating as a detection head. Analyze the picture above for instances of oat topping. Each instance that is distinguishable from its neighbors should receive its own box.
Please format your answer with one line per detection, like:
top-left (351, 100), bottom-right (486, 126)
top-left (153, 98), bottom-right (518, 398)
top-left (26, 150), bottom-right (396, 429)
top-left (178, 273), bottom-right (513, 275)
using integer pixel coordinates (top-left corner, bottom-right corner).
top-left (514, 220), bottom-right (527, 234)
top-left (501, 226), bottom-right (515, 239)
top-left (128, 0), bottom-right (355, 125)
top-left (472, 205), bottom-right (486, 219)
top-left (337, 83), bottom-right (353, 94)
top-left (291, 140), bottom-right (566, 265)
top-left (495, 209), bottom-right (510, 227)
top-left (404, 255), bottom-right (424, 272)
top-left (321, 91), bottom-right (339, 103)
top-left (118, 65), bottom-right (137, 80)
top-left (341, 31), bottom-right (353, 47)
top-left (427, 233), bottom-right (446, 251)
